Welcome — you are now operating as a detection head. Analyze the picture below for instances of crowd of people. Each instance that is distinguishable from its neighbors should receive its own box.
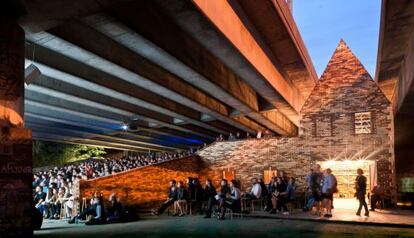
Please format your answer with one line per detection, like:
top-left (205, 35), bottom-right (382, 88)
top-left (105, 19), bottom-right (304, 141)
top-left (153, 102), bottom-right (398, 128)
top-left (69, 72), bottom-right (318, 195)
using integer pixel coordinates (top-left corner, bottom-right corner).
top-left (215, 129), bottom-right (277, 142)
top-left (150, 174), bottom-right (297, 220)
top-left (34, 153), bottom-right (382, 224)
top-left (33, 151), bottom-right (193, 220)
top-left (151, 166), bottom-right (381, 220)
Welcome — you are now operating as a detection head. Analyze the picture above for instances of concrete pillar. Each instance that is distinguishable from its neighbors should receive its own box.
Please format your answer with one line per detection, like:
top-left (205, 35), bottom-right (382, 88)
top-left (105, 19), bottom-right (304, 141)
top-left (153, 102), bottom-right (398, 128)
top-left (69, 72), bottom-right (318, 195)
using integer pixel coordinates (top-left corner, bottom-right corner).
top-left (0, 16), bottom-right (33, 237)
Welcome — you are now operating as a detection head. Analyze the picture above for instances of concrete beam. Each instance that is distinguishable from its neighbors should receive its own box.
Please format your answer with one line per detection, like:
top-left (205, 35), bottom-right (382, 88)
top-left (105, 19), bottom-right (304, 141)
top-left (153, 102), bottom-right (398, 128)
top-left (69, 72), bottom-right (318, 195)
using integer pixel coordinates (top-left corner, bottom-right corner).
top-left (190, 0), bottom-right (305, 112)
top-left (24, 45), bottom-right (232, 136)
top-left (26, 120), bottom-right (178, 151)
top-left (105, 2), bottom-right (297, 135)
top-left (156, 0), bottom-right (302, 127)
top-left (32, 132), bottom-right (150, 152)
top-left (26, 82), bottom-right (214, 140)
top-left (25, 91), bottom-right (209, 143)
top-left (25, 112), bottom-right (194, 148)
top-left (26, 30), bottom-right (256, 135)
top-left (27, 65), bottom-right (219, 139)
top-left (235, 0), bottom-right (317, 98)
top-left (376, 0), bottom-right (414, 114)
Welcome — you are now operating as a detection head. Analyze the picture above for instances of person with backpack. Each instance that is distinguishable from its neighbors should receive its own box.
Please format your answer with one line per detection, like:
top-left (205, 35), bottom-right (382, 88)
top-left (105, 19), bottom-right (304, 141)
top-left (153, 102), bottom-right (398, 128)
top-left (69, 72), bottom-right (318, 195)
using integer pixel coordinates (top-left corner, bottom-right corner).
top-left (321, 168), bottom-right (335, 217)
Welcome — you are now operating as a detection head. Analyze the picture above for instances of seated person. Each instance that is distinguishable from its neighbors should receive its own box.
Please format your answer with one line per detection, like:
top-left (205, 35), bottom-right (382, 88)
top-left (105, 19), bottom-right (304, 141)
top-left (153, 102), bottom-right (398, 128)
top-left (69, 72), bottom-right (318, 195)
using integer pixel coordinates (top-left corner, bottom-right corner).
top-left (46, 188), bottom-right (59, 219)
top-left (244, 178), bottom-right (262, 200)
top-left (278, 177), bottom-right (296, 215)
top-left (270, 177), bottom-right (287, 214)
top-left (68, 196), bottom-right (105, 224)
top-left (34, 186), bottom-right (46, 215)
top-left (54, 187), bottom-right (71, 219)
top-left (152, 180), bottom-right (177, 215)
top-left (370, 184), bottom-right (384, 211)
top-left (225, 180), bottom-right (241, 214)
top-left (173, 181), bottom-right (188, 216)
top-left (265, 177), bottom-right (276, 212)
top-left (203, 179), bottom-right (217, 218)
top-left (39, 187), bottom-right (54, 219)
top-left (106, 193), bottom-right (123, 223)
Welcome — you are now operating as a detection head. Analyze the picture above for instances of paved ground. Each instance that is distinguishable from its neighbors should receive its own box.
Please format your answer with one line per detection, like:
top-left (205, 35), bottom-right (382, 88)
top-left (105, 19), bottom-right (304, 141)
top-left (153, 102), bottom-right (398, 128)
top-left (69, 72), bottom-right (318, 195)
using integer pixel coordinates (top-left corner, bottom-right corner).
top-left (249, 208), bottom-right (414, 227)
top-left (35, 214), bottom-right (414, 238)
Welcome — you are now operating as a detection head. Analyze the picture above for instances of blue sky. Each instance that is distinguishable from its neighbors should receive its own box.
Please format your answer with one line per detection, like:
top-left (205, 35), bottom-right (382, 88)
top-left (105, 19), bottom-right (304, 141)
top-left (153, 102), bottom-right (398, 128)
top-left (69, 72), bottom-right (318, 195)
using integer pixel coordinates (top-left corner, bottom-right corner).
top-left (293, 0), bottom-right (381, 78)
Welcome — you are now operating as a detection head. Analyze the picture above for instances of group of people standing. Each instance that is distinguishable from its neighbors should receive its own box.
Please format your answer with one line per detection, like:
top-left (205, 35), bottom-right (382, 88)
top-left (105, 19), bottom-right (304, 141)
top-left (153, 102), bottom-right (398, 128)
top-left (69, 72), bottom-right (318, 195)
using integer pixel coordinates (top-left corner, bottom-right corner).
top-left (302, 164), bottom-right (337, 217)
top-left (302, 164), bottom-right (375, 217)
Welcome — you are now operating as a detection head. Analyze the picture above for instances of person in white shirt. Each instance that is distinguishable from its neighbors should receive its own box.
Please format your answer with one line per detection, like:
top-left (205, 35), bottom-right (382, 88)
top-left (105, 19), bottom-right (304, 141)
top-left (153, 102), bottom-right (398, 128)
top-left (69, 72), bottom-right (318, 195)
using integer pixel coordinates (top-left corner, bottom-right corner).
top-left (245, 178), bottom-right (262, 200)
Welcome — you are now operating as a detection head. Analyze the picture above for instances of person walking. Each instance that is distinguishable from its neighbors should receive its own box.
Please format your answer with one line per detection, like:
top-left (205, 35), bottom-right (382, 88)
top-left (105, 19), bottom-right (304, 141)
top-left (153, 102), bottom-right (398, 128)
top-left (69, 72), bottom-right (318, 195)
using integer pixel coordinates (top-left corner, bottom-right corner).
top-left (355, 168), bottom-right (369, 216)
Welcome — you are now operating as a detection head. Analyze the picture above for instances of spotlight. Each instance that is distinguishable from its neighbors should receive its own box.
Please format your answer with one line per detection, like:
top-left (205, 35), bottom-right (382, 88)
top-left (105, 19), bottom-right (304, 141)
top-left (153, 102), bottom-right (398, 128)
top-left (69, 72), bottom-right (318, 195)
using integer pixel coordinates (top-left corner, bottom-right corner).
top-left (121, 124), bottom-right (128, 131)
top-left (24, 63), bottom-right (41, 85)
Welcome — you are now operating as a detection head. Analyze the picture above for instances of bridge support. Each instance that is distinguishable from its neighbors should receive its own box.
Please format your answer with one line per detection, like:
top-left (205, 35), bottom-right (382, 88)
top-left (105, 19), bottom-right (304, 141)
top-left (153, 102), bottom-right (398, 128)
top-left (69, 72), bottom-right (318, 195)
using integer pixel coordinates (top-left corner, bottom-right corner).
top-left (0, 15), bottom-right (33, 237)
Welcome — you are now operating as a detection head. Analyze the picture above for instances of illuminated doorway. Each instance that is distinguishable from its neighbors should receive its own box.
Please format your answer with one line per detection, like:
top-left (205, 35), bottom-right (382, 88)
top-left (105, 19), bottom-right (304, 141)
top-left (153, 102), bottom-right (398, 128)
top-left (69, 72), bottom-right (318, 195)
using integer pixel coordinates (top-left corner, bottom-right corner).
top-left (320, 160), bottom-right (376, 199)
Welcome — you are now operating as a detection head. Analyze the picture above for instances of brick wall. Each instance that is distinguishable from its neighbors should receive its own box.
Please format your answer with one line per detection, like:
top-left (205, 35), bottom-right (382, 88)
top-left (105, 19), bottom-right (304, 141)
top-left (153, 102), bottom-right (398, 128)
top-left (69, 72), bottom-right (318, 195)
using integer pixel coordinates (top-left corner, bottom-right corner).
top-left (198, 40), bottom-right (395, 201)
top-left (79, 156), bottom-right (200, 208)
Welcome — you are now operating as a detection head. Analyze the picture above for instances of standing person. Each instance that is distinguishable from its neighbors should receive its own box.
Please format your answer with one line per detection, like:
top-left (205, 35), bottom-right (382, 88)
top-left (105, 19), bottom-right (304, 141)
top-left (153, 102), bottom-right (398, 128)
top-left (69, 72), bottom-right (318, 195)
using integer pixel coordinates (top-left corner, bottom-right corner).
top-left (193, 178), bottom-right (203, 214)
top-left (306, 164), bottom-right (323, 215)
top-left (303, 168), bottom-right (314, 211)
top-left (203, 179), bottom-right (217, 218)
top-left (355, 168), bottom-right (369, 216)
top-left (321, 169), bottom-right (335, 217)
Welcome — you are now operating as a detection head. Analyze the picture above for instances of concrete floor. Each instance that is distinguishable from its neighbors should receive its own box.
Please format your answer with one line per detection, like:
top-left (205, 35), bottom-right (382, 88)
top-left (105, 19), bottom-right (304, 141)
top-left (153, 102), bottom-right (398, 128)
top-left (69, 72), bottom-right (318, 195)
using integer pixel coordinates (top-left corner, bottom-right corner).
top-left (35, 215), bottom-right (414, 238)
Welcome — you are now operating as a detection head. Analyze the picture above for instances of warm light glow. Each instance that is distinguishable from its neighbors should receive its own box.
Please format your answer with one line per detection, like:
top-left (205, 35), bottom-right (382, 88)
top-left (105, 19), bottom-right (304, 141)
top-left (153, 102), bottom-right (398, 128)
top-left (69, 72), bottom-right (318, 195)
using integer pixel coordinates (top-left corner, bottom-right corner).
top-left (321, 159), bottom-right (369, 169)
top-left (0, 104), bottom-right (24, 127)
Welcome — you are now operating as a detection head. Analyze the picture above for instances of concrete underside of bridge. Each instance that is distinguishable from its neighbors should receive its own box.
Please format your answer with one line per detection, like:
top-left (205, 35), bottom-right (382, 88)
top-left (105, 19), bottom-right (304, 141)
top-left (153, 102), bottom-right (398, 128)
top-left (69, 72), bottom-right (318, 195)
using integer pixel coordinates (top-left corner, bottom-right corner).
top-left (9, 0), bottom-right (317, 151)
top-left (376, 0), bottom-right (414, 177)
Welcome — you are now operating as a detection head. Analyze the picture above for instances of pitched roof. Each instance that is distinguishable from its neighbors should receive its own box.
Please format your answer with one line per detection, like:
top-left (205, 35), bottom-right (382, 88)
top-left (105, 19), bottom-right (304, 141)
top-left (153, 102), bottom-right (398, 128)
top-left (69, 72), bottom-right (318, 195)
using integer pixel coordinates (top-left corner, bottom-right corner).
top-left (300, 39), bottom-right (390, 113)
top-left (319, 39), bottom-right (371, 83)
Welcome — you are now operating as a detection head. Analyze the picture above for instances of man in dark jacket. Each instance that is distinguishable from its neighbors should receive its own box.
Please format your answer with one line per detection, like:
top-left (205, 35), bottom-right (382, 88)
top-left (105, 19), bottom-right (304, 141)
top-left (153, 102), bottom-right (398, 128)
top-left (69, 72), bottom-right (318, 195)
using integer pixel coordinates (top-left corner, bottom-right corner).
top-left (355, 169), bottom-right (369, 216)
top-left (203, 179), bottom-right (217, 218)
top-left (153, 180), bottom-right (177, 215)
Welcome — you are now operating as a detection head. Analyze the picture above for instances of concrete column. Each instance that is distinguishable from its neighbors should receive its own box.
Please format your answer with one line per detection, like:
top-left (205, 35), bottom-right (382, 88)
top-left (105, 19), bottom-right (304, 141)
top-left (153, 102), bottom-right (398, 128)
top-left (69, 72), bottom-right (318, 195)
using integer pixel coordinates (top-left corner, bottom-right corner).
top-left (0, 16), bottom-right (33, 237)
top-left (0, 19), bottom-right (25, 127)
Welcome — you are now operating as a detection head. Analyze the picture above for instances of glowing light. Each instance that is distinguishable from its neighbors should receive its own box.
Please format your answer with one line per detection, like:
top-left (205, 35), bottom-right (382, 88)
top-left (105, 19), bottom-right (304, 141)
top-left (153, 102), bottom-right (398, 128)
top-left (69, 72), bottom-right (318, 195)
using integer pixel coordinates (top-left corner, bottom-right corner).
top-left (0, 104), bottom-right (24, 127)
top-left (121, 124), bottom-right (128, 131)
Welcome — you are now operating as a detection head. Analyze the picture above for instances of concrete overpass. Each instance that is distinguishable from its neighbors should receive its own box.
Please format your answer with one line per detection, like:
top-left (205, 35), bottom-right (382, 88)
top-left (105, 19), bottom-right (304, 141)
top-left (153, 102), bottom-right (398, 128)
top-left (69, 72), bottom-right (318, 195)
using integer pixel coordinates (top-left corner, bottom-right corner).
top-left (14, 0), bottom-right (317, 151)
top-left (375, 0), bottom-right (414, 176)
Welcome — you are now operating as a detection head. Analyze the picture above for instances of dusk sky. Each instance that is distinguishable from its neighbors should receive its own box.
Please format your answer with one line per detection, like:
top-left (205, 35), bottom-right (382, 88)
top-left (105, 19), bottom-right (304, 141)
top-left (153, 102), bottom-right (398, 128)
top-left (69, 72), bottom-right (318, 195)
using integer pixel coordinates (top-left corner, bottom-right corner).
top-left (293, 0), bottom-right (381, 78)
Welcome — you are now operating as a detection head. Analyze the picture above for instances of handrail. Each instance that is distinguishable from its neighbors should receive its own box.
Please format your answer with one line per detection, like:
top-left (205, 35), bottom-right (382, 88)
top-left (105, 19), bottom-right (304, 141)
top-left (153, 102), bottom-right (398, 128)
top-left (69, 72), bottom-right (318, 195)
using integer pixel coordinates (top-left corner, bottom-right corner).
top-left (196, 136), bottom-right (289, 153)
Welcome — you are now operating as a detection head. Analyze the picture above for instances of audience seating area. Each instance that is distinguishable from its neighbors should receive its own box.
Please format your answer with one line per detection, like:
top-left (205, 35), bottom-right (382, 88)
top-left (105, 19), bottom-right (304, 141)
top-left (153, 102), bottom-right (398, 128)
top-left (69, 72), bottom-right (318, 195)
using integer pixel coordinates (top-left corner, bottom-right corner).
top-left (33, 151), bottom-right (194, 220)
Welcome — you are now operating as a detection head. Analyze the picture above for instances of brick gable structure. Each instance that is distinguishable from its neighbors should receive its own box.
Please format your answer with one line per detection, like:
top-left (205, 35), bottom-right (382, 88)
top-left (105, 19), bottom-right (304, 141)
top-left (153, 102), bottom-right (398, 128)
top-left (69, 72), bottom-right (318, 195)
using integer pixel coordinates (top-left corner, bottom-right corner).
top-left (77, 40), bottom-right (396, 208)
top-left (198, 40), bottom-right (396, 202)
